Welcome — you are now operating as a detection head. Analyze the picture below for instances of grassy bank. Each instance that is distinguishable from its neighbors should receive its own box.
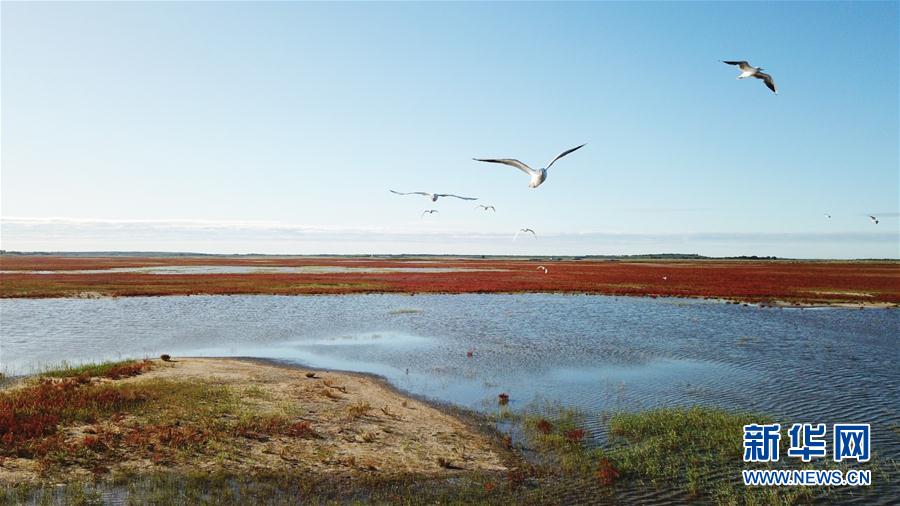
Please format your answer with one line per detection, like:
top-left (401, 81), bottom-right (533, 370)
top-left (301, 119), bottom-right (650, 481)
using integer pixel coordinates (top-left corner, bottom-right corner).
top-left (2, 361), bottom-right (892, 505)
top-left (514, 403), bottom-right (896, 505)
top-left (1, 359), bottom-right (512, 494)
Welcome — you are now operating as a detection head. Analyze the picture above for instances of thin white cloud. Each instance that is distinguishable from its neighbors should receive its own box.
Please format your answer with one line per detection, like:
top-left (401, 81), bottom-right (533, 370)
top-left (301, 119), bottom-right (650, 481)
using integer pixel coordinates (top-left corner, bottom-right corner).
top-left (1, 216), bottom-right (897, 258)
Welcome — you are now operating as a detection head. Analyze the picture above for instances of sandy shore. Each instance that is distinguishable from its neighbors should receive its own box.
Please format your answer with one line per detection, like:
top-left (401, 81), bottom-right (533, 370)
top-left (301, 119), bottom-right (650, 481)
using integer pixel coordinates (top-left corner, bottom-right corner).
top-left (0, 358), bottom-right (510, 485)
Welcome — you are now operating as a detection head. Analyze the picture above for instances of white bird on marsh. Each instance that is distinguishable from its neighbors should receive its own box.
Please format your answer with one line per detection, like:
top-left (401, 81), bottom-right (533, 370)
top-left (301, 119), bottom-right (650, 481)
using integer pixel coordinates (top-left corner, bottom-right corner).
top-left (475, 204), bottom-right (496, 212)
top-left (721, 61), bottom-right (778, 94)
top-left (537, 265), bottom-right (548, 274)
top-left (390, 190), bottom-right (477, 202)
top-left (421, 209), bottom-right (439, 218)
top-left (514, 228), bottom-right (536, 240)
top-left (473, 144), bottom-right (586, 189)
top-left (869, 215), bottom-right (879, 225)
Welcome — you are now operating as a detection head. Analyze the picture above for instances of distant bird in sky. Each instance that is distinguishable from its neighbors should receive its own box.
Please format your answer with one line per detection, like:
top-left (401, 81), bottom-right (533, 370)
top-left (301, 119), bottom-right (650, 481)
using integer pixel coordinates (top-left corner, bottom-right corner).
top-left (536, 265), bottom-right (548, 274)
top-left (869, 215), bottom-right (879, 225)
top-left (721, 61), bottom-right (777, 94)
top-left (514, 228), bottom-right (536, 240)
top-left (825, 213), bottom-right (832, 219)
top-left (390, 190), bottom-right (477, 202)
top-left (421, 209), bottom-right (439, 218)
top-left (473, 144), bottom-right (586, 189)
top-left (476, 204), bottom-right (496, 212)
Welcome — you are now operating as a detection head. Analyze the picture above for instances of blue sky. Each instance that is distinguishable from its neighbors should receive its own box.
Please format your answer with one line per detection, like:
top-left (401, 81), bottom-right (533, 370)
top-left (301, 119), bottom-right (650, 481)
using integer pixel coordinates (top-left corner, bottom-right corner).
top-left (2, 1), bottom-right (897, 258)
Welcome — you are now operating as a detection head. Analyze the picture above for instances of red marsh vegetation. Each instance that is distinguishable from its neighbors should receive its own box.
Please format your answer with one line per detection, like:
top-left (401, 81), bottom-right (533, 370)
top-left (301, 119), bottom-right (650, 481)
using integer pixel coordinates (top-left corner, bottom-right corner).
top-left (1, 256), bottom-right (898, 305)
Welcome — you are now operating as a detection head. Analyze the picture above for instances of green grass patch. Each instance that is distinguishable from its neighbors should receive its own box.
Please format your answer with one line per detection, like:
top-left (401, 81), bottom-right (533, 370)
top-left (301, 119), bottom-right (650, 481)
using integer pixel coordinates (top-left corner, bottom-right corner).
top-left (40, 359), bottom-right (152, 380)
top-left (516, 405), bottom-right (827, 504)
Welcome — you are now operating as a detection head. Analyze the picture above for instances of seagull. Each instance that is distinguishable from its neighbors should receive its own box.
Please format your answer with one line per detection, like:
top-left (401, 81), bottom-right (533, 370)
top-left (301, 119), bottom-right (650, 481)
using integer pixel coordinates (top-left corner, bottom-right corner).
top-left (536, 265), bottom-right (548, 274)
top-left (721, 61), bottom-right (778, 94)
top-left (662, 276), bottom-right (668, 281)
top-left (870, 215), bottom-right (879, 225)
top-left (825, 213), bottom-right (832, 219)
top-left (390, 190), bottom-right (477, 202)
top-left (476, 204), bottom-right (496, 212)
top-left (473, 144), bottom-right (586, 188)
top-left (421, 209), bottom-right (439, 218)
top-left (514, 228), bottom-right (536, 240)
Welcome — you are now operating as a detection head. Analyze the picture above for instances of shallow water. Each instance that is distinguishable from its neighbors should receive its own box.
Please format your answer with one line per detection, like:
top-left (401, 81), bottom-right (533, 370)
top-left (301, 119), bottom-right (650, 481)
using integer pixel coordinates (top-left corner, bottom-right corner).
top-left (1, 294), bottom-right (898, 502)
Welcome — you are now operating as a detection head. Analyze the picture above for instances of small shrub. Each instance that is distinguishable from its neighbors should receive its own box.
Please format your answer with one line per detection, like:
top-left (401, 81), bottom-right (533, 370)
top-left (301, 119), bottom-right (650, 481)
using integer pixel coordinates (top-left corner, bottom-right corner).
top-left (348, 402), bottom-right (371, 418)
top-left (286, 421), bottom-right (317, 439)
top-left (320, 388), bottom-right (342, 400)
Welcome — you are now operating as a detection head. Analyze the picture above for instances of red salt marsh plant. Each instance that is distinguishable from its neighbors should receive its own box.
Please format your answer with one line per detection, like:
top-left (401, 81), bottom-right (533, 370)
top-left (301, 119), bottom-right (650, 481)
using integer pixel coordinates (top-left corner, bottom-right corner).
top-left (3, 256), bottom-right (898, 306)
top-left (536, 419), bottom-right (553, 435)
top-left (595, 457), bottom-right (620, 485)
top-left (564, 428), bottom-right (585, 443)
top-left (0, 377), bottom-right (151, 458)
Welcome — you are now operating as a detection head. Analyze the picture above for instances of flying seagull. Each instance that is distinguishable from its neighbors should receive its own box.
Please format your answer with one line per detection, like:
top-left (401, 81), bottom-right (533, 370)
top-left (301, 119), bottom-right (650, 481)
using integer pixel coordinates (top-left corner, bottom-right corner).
top-left (476, 204), bottom-right (496, 212)
top-left (721, 61), bottom-right (777, 94)
top-left (473, 144), bottom-right (586, 188)
top-left (514, 228), bottom-right (536, 240)
top-left (390, 190), bottom-right (477, 202)
top-left (869, 215), bottom-right (879, 225)
top-left (421, 209), bottom-right (439, 218)
top-left (536, 265), bottom-right (548, 274)
top-left (825, 213), bottom-right (832, 219)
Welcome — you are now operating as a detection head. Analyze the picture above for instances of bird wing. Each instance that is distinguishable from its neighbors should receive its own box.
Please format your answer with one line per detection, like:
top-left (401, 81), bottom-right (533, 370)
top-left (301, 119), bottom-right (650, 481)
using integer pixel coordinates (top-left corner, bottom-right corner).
top-left (391, 190), bottom-right (431, 197)
top-left (545, 144), bottom-right (587, 171)
top-left (755, 72), bottom-right (777, 94)
top-left (435, 193), bottom-right (478, 201)
top-left (722, 60), bottom-right (751, 71)
top-left (473, 158), bottom-right (536, 175)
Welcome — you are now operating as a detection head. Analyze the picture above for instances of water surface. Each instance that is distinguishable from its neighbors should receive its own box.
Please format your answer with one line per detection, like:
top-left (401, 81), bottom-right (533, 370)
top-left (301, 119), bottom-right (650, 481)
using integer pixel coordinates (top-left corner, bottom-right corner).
top-left (2, 294), bottom-right (897, 502)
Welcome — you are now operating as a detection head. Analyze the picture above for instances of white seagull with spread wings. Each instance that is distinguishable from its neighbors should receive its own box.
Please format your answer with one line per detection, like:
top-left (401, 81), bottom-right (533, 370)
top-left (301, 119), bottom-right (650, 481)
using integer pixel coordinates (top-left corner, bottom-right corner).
top-left (514, 228), bottom-right (536, 240)
top-left (721, 61), bottom-right (778, 94)
top-left (421, 209), bottom-right (439, 218)
top-left (473, 144), bottom-right (586, 188)
top-left (390, 190), bottom-right (477, 202)
top-left (869, 215), bottom-right (879, 225)
top-left (476, 204), bottom-right (496, 212)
